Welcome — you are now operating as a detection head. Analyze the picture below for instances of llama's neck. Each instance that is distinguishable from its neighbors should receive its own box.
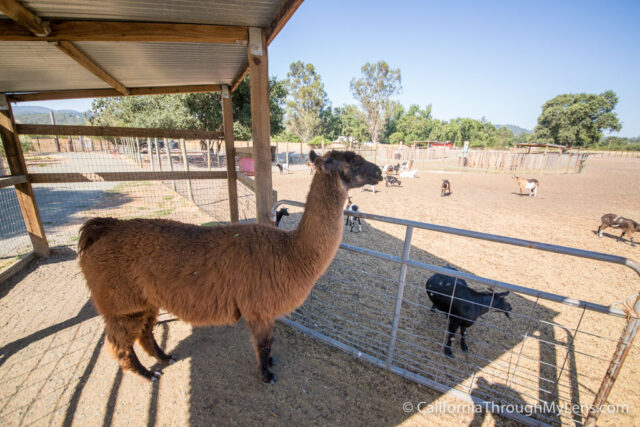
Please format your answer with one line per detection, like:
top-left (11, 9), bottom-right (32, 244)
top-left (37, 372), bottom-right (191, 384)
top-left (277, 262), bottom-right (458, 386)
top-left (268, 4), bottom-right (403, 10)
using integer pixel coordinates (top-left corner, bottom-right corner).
top-left (290, 171), bottom-right (347, 279)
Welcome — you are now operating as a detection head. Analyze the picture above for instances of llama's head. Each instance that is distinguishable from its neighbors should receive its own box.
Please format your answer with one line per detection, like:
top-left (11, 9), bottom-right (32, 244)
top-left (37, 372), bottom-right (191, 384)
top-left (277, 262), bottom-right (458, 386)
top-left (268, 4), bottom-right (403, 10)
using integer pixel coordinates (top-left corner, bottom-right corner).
top-left (310, 150), bottom-right (383, 190)
top-left (489, 291), bottom-right (512, 318)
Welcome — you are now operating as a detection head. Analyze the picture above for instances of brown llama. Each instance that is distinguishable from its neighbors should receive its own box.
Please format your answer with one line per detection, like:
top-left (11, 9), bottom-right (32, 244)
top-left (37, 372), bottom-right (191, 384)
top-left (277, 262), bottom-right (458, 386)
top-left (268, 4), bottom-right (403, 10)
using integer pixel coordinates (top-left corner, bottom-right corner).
top-left (78, 150), bottom-right (382, 383)
top-left (597, 213), bottom-right (640, 247)
top-left (512, 175), bottom-right (538, 197)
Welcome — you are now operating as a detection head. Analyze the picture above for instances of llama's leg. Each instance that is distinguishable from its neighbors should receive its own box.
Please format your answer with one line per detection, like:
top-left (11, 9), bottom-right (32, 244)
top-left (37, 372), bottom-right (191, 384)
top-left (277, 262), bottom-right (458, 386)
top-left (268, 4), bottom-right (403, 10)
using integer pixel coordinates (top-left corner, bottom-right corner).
top-left (444, 319), bottom-right (458, 358)
top-left (460, 326), bottom-right (469, 353)
top-left (137, 311), bottom-right (175, 363)
top-left (246, 319), bottom-right (276, 384)
top-left (104, 314), bottom-right (161, 381)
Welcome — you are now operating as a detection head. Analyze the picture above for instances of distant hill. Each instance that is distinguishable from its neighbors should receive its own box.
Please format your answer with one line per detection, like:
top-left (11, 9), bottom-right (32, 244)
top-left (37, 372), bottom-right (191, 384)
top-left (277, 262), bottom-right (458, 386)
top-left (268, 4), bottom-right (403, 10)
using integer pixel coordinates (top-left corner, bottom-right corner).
top-left (13, 106), bottom-right (89, 125)
top-left (495, 124), bottom-right (532, 136)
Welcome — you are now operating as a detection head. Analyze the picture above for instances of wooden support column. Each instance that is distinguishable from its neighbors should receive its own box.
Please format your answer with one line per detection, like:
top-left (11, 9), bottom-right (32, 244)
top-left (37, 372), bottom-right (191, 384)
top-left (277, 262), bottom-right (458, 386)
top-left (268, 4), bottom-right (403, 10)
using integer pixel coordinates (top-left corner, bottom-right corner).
top-left (248, 27), bottom-right (273, 224)
top-left (0, 95), bottom-right (49, 256)
top-left (221, 85), bottom-right (239, 223)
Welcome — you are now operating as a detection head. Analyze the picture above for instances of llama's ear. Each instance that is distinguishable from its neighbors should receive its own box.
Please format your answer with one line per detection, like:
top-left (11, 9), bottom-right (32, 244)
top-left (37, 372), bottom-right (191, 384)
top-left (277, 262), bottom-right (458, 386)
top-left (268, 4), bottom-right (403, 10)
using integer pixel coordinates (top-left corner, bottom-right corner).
top-left (309, 150), bottom-right (319, 162)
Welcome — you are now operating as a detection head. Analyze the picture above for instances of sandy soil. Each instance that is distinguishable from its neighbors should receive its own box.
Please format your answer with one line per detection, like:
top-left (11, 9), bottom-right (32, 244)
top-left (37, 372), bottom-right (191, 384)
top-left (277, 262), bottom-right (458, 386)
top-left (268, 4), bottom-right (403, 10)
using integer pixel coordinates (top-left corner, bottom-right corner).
top-left (0, 156), bottom-right (638, 427)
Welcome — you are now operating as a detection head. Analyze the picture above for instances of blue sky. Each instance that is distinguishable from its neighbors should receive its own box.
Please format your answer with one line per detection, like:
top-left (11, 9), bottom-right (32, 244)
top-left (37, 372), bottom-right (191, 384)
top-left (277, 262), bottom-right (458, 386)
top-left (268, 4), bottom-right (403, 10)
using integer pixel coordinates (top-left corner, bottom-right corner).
top-left (19, 0), bottom-right (640, 137)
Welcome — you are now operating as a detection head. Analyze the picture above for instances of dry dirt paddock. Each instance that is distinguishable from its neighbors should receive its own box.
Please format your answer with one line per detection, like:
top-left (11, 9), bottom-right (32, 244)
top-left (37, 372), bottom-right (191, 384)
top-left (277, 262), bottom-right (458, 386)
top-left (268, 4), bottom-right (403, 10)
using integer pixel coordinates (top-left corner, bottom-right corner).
top-left (1, 156), bottom-right (639, 427)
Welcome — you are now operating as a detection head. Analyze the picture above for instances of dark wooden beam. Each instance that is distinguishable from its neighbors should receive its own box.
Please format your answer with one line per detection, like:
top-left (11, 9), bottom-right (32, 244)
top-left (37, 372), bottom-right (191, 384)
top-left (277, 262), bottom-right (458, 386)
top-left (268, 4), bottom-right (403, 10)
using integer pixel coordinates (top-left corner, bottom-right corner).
top-left (52, 41), bottom-right (129, 95)
top-left (0, 20), bottom-right (248, 43)
top-left (221, 85), bottom-right (239, 223)
top-left (28, 171), bottom-right (227, 184)
top-left (231, 0), bottom-right (304, 91)
top-left (248, 27), bottom-right (273, 225)
top-left (0, 0), bottom-right (50, 36)
top-left (0, 95), bottom-right (49, 256)
top-left (8, 84), bottom-right (222, 102)
top-left (16, 124), bottom-right (223, 140)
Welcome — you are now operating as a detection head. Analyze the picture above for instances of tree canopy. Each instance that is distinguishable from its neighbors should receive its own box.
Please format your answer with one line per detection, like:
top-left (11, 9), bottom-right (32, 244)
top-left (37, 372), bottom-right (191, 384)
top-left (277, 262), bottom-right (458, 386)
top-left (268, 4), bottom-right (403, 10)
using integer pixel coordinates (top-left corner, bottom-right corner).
top-left (533, 91), bottom-right (621, 147)
top-left (350, 61), bottom-right (402, 144)
top-left (284, 61), bottom-right (329, 143)
top-left (89, 76), bottom-right (287, 140)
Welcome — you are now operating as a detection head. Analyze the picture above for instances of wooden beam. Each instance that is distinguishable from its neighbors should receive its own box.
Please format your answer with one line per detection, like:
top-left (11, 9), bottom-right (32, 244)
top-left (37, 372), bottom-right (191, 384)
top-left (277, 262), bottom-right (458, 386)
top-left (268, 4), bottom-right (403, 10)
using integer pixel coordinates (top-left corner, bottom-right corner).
top-left (231, 0), bottom-right (304, 91)
top-left (0, 251), bottom-right (36, 284)
top-left (28, 171), bottom-right (226, 184)
top-left (0, 174), bottom-right (27, 188)
top-left (235, 145), bottom-right (276, 160)
top-left (16, 124), bottom-right (223, 140)
top-left (0, 20), bottom-right (248, 43)
top-left (0, 95), bottom-right (49, 256)
top-left (0, 0), bottom-right (50, 36)
top-left (53, 41), bottom-right (129, 95)
top-left (266, 0), bottom-right (304, 44)
top-left (248, 27), bottom-right (273, 225)
top-left (221, 85), bottom-right (239, 223)
top-left (8, 84), bottom-right (222, 102)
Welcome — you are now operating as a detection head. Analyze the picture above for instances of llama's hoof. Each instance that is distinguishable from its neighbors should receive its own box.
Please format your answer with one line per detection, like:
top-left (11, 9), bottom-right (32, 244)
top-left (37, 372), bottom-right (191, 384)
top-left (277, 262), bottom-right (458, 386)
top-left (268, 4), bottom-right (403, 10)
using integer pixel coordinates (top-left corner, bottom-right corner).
top-left (261, 371), bottom-right (277, 384)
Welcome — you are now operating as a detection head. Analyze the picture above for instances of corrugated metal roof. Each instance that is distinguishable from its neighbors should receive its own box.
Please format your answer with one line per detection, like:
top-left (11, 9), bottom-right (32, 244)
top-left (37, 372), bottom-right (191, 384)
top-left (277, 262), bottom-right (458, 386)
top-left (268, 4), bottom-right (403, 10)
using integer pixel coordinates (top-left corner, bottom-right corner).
top-left (0, 0), bottom-right (295, 95)
top-left (74, 42), bottom-right (246, 87)
top-left (0, 42), bottom-right (108, 92)
top-left (2, 0), bottom-right (286, 26)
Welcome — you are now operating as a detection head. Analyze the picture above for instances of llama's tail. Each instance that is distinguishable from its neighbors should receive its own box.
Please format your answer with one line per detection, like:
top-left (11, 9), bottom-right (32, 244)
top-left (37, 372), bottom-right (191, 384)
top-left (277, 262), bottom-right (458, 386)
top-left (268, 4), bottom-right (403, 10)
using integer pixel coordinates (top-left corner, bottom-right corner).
top-left (78, 217), bottom-right (119, 255)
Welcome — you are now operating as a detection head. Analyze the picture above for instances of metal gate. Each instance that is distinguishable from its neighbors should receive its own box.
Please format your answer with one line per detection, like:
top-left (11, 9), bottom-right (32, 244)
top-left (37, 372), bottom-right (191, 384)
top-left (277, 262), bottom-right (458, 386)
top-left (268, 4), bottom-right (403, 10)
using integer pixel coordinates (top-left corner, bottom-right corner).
top-left (272, 200), bottom-right (640, 427)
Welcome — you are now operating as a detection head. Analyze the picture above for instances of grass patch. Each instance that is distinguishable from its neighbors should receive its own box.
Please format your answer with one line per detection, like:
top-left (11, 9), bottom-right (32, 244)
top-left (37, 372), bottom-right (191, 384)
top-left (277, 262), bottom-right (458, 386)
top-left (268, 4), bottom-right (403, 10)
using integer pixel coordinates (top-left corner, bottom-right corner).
top-left (152, 208), bottom-right (175, 217)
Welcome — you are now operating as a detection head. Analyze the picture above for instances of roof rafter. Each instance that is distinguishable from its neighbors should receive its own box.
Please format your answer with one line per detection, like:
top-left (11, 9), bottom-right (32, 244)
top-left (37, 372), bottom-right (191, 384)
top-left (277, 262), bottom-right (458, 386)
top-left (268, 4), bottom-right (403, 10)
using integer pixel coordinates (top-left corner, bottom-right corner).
top-left (7, 84), bottom-right (222, 102)
top-left (52, 41), bottom-right (129, 96)
top-left (0, 20), bottom-right (249, 43)
top-left (0, 0), bottom-right (50, 36)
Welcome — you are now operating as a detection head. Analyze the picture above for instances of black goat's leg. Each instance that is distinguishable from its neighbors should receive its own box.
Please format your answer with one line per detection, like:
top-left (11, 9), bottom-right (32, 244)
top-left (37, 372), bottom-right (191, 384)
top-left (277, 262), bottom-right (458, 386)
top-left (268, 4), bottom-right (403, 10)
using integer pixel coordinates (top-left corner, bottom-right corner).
top-left (247, 319), bottom-right (276, 384)
top-left (460, 326), bottom-right (469, 353)
top-left (357, 217), bottom-right (362, 232)
top-left (597, 224), bottom-right (604, 237)
top-left (444, 320), bottom-right (457, 358)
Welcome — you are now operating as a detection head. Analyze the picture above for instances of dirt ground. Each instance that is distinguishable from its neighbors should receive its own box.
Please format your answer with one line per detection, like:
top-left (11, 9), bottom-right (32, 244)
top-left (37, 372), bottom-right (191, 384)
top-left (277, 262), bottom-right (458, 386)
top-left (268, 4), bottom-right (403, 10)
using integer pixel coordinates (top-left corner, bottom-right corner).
top-left (1, 156), bottom-right (639, 426)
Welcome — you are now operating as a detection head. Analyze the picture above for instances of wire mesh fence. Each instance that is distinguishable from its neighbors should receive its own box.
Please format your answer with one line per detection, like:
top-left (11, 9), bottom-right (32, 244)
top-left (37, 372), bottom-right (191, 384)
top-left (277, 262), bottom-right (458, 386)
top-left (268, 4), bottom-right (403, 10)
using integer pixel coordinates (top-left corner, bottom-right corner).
top-left (1, 135), bottom-right (256, 264)
top-left (274, 200), bottom-right (639, 427)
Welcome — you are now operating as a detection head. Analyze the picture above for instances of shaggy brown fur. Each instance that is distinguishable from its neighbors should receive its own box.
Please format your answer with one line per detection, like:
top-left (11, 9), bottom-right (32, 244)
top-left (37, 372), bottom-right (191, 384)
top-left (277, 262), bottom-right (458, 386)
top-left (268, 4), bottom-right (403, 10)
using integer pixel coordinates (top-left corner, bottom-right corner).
top-left (78, 150), bottom-right (382, 383)
top-left (597, 213), bottom-right (640, 247)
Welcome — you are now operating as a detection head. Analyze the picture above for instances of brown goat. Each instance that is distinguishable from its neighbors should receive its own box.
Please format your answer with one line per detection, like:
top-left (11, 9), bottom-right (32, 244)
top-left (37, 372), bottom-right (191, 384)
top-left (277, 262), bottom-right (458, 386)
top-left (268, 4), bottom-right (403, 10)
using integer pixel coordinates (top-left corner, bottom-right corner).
top-left (512, 175), bottom-right (538, 197)
top-left (78, 150), bottom-right (382, 383)
top-left (597, 213), bottom-right (640, 247)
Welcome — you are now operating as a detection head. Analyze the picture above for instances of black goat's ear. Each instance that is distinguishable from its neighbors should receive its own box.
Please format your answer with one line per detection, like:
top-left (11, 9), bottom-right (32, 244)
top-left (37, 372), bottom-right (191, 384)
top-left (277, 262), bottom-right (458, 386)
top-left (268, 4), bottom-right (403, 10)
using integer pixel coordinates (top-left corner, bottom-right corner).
top-left (498, 291), bottom-right (510, 297)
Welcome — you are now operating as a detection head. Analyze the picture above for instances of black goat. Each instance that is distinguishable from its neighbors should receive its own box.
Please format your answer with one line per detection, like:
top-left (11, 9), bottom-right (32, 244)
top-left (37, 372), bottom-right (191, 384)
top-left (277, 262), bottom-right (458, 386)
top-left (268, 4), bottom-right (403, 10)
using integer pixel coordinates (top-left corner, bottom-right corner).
top-left (426, 271), bottom-right (511, 358)
top-left (275, 207), bottom-right (289, 227)
top-left (385, 175), bottom-right (401, 187)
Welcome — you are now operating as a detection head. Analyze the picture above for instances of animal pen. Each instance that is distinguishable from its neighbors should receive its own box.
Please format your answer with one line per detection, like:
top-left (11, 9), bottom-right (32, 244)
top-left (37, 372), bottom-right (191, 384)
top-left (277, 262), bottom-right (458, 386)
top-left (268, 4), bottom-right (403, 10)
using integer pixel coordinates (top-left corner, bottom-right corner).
top-left (1, 1), bottom-right (639, 426)
top-left (273, 200), bottom-right (640, 426)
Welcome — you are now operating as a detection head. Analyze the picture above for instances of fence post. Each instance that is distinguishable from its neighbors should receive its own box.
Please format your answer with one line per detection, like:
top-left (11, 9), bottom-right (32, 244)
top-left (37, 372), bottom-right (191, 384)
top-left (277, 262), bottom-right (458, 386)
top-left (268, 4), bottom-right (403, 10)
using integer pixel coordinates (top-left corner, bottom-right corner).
top-left (585, 294), bottom-right (640, 426)
top-left (148, 137), bottom-right (155, 171)
top-left (180, 138), bottom-right (194, 202)
top-left (164, 138), bottom-right (176, 191)
top-left (386, 225), bottom-right (414, 368)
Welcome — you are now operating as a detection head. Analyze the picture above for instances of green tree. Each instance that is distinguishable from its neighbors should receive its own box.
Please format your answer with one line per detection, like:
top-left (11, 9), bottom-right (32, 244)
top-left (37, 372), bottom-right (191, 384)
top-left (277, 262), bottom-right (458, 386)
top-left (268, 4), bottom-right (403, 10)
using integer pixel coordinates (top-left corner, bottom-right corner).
top-left (337, 105), bottom-right (369, 144)
top-left (284, 61), bottom-right (328, 143)
top-left (350, 61), bottom-right (401, 144)
top-left (534, 91), bottom-right (621, 147)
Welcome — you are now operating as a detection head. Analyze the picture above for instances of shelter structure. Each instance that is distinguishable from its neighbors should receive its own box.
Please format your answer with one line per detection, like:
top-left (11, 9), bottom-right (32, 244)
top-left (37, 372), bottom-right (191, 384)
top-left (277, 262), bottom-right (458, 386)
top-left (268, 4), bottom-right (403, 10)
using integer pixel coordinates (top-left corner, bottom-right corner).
top-left (514, 142), bottom-right (567, 153)
top-left (0, 0), bottom-right (303, 257)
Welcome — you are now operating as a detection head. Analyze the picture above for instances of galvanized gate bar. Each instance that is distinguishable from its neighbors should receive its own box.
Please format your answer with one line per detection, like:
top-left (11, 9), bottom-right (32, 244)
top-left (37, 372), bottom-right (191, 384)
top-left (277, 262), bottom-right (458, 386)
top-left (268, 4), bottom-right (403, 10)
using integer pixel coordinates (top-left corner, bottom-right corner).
top-left (272, 200), bottom-right (640, 426)
top-left (386, 225), bottom-right (413, 368)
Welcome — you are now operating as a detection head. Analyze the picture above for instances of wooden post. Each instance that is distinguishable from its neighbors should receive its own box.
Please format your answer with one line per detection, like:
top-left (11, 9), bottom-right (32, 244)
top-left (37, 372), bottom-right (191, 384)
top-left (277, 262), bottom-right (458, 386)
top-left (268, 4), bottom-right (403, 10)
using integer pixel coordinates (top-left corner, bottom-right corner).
top-left (0, 95), bottom-right (49, 256)
top-left (222, 85), bottom-right (239, 223)
top-left (49, 111), bottom-right (60, 152)
top-left (286, 140), bottom-right (289, 168)
top-left (164, 138), bottom-right (176, 191)
top-left (206, 139), bottom-right (212, 170)
top-left (148, 137), bottom-right (155, 171)
top-left (180, 138), bottom-right (194, 202)
top-left (154, 137), bottom-right (162, 170)
top-left (248, 27), bottom-right (273, 224)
